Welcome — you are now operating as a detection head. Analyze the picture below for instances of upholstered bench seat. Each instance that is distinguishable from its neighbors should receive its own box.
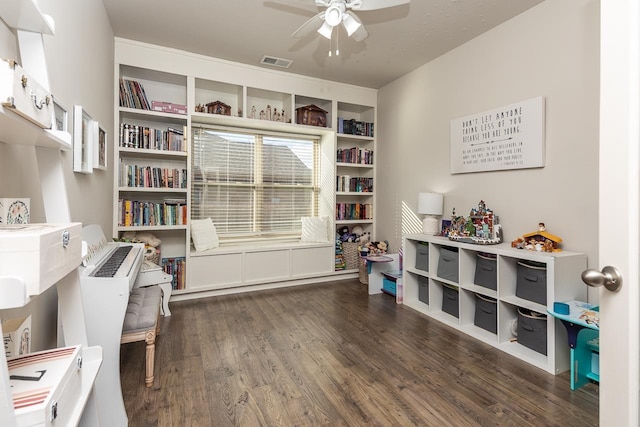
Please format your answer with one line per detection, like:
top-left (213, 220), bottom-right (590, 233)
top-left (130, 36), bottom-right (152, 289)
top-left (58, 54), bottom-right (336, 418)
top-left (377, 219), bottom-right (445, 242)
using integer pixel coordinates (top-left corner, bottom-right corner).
top-left (121, 285), bottom-right (162, 387)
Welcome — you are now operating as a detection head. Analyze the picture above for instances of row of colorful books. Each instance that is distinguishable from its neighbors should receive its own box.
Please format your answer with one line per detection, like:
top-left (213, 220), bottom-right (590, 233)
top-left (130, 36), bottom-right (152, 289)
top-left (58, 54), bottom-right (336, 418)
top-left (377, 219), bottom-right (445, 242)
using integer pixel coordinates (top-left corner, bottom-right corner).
top-left (118, 199), bottom-right (187, 227)
top-left (118, 123), bottom-right (185, 152)
top-left (161, 257), bottom-right (186, 290)
top-left (119, 162), bottom-right (187, 189)
top-left (119, 78), bottom-right (151, 110)
top-left (336, 203), bottom-right (373, 221)
top-left (335, 240), bottom-right (347, 270)
top-left (336, 176), bottom-right (373, 193)
top-left (336, 147), bottom-right (374, 165)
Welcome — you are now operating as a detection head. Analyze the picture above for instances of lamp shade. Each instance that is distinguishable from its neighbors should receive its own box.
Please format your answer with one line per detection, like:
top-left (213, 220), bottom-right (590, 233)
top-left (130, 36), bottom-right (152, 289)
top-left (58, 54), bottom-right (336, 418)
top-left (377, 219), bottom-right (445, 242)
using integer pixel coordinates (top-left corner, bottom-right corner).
top-left (417, 193), bottom-right (444, 216)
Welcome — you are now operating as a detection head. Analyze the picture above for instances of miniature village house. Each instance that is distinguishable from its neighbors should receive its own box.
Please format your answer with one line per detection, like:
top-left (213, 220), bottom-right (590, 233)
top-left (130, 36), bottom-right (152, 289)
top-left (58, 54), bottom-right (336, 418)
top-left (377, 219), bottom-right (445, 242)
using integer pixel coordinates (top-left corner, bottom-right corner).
top-left (206, 100), bottom-right (231, 116)
top-left (295, 104), bottom-right (327, 127)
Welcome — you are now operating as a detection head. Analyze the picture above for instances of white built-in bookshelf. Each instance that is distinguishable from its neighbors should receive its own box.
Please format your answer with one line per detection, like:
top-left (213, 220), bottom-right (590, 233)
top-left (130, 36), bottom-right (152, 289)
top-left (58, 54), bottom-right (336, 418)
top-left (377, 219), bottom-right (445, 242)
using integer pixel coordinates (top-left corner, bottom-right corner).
top-left (114, 38), bottom-right (378, 292)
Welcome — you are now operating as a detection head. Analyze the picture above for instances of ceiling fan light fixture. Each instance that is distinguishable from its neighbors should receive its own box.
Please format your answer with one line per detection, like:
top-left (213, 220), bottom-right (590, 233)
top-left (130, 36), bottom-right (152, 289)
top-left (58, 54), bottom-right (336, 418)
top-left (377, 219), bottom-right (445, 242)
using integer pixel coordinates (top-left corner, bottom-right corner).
top-left (317, 21), bottom-right (334, 39)
top-left (342, 13), bottom-right (361, 37)
top-left (324, 5), bottom-right (343, 27)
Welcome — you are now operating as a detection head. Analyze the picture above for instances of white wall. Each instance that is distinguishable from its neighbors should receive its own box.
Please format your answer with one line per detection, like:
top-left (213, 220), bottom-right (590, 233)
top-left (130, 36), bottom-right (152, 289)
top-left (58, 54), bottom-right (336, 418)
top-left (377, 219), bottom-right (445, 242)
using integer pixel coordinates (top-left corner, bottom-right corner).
top-left (0, 0), bottom-right (114, 350)
top-left (376, 1), bottom-right (600, 291)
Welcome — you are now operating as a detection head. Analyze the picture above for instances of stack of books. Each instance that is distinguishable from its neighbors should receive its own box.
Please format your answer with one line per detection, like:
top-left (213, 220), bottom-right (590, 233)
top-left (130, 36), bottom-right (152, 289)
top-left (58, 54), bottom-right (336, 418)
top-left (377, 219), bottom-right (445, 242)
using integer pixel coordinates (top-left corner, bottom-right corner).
top-left (119, 78), bottom-right (150, 110)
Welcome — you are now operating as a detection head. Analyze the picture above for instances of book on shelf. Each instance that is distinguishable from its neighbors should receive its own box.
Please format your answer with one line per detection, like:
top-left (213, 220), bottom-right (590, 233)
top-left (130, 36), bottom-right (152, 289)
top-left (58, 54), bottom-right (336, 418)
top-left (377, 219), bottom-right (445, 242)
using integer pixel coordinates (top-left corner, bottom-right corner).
top-left (336, 176), bottom-right (373, 192)
top-left (119, 78), bottom-right (151, 110)
top-left (118, 160), bottom-right (187, 189)
top-left (119, 123), bottom-right (186, 152)
top-left (161, 257), bottom-right (186, 290)
top-left (118, 198), bottom-right (188, 227)
top-left (337, 117), bottom-right (374, 137)
top-left (335, 203), bottom-right (373, 221)
top-left (336, 147), bottom-right (373, 165)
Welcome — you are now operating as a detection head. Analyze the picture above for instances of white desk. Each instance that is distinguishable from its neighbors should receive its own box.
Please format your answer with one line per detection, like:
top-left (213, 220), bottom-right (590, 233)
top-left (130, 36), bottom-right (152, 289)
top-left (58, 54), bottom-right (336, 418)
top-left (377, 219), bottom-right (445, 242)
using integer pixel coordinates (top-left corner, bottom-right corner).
top-left (366, 253), bottom-right (402, 303)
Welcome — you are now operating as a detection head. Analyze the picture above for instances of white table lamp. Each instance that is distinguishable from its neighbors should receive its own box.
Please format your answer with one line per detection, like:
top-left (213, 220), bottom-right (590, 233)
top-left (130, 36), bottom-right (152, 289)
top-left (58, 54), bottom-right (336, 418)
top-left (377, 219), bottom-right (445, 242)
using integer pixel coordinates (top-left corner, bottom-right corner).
top-left (418, 193), bottom-right (444, 235)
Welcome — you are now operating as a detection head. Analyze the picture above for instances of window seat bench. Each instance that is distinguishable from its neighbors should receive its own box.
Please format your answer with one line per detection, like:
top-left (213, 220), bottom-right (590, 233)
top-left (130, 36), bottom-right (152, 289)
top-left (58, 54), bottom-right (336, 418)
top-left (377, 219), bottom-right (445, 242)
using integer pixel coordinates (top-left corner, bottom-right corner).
top-left (188, 241), bottom-right (336, 293)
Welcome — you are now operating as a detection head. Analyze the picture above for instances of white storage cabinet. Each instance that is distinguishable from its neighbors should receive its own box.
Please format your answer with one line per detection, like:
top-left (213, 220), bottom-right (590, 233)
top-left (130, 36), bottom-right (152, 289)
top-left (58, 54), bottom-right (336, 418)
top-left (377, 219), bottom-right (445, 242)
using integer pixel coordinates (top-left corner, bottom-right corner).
top-left (402, 234), bottom-right (587, 374)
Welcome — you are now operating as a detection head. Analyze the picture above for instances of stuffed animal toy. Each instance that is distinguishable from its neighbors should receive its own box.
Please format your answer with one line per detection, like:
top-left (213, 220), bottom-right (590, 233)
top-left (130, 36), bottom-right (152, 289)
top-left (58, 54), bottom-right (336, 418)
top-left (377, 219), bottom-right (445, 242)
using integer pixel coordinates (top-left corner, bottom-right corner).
top-left (118, 231), bottom-right (162, 263)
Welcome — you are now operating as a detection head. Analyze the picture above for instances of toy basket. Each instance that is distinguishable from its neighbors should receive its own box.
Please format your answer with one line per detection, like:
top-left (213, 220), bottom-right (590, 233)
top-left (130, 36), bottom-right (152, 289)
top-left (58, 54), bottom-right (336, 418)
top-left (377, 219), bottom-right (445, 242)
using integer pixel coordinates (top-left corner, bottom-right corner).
top-left (342, 242), bottom-right (359, 270)
top-left (358, 257), bottom-right (369, 285)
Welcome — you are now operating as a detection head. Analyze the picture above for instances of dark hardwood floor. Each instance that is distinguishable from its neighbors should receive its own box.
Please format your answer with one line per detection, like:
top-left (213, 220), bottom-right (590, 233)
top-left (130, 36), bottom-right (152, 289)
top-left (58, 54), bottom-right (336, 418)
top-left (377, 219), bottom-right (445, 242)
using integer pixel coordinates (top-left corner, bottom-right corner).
top-left (120, 279), bottom-right (598, 426)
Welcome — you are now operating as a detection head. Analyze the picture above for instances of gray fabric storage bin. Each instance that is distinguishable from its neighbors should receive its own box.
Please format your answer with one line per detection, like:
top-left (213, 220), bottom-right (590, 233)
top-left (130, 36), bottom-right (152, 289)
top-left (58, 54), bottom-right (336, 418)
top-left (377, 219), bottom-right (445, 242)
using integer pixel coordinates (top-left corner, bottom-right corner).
top-left (515, 260), bottom-right (547, 305)
top-left (474, 253), bottom-right (497, 290)
top-left (441, 285), bottom-right (459, 318)
top-left (517, 308), bottom-right (547, 355)
top-left (474, 294), bottom-right (497, 334)
top-left (418, 275), bottom-right (429, 304)
top-left (415, 243), bottom-right (429, 272)
top-left (437, 247), bottom-right (459, 282)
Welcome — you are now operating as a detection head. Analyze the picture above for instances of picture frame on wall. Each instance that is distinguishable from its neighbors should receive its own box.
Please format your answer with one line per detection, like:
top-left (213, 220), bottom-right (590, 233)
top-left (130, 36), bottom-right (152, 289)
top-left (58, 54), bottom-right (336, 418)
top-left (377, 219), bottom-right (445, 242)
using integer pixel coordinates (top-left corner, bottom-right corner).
top-left (52, 99), bottom-right (68, 132)
top-left (94, 125), bottom-right (107, 170)
top-left (73, 105), bottom-right (93, 174)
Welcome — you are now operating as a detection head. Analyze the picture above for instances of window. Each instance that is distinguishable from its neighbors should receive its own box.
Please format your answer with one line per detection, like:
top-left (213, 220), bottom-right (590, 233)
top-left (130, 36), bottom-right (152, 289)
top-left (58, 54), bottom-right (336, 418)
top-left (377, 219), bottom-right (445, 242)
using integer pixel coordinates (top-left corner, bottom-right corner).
top-left (191, 126), bottom-right (320, 241)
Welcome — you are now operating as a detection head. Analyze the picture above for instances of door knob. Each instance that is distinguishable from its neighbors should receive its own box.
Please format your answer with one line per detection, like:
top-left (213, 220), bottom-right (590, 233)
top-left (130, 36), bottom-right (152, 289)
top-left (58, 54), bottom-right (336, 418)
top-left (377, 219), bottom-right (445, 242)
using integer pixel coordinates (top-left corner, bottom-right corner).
top-left (581, 266), bottom-right (623, 292)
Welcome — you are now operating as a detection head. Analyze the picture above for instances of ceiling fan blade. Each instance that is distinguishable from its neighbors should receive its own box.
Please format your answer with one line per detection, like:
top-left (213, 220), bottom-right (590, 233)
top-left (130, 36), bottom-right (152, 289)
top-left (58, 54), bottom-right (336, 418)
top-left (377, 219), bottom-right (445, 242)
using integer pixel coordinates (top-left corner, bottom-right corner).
top-left (354, 0), bottom-right (410, 11)
top-left (350, 22), bottom-right (368, 42)
top-left (291, 12), bottom-right (325, 38)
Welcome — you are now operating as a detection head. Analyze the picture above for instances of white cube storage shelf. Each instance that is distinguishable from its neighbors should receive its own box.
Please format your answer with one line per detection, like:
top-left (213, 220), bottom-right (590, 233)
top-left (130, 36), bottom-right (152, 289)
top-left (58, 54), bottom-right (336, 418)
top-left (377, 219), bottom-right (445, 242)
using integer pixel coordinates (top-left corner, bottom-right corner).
top-left (402, 234), bottom-right (588, 374)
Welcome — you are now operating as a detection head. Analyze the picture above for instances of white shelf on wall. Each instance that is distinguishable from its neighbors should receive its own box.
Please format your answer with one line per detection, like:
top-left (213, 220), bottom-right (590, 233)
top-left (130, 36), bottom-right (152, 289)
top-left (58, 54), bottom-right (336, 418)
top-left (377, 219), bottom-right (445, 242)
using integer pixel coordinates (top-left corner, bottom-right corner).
top-left (0, 0), bottom-right (54, 34)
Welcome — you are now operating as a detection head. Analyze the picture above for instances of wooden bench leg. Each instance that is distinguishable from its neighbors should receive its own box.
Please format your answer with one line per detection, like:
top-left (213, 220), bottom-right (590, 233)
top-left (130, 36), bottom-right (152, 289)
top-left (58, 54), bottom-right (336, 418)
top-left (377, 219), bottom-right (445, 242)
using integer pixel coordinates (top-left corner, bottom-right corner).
top-left (144, 328), bottom-right (156, 387)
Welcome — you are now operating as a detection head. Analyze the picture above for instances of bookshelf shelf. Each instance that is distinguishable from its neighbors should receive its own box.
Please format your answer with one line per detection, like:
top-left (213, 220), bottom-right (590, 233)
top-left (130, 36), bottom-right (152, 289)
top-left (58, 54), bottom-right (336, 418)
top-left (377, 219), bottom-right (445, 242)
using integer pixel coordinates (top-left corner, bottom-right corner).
top-left (117, 187), bottom-right (188, 193)
top-left (335, 101), bottom-right (376, 272)
top-left (118, 147), bottom-right (188, 159)
top-left (115, 64), bottom-right (191, 289)
top-left (116, 225), bottom-right (188, 232)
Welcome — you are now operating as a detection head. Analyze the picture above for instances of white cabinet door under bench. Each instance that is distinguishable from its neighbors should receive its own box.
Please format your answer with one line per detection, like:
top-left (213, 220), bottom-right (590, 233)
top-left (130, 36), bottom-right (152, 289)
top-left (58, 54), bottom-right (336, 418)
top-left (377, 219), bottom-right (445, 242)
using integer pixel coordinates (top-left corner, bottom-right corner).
top-left (189, 242), bottom-right (334, 291)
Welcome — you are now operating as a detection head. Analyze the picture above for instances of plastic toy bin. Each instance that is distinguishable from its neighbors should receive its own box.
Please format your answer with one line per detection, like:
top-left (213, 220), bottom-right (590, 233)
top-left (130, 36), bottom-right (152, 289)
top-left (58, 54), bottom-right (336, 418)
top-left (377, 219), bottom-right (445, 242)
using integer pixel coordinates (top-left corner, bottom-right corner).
top-left (515, 260), bottom-right (547, 305)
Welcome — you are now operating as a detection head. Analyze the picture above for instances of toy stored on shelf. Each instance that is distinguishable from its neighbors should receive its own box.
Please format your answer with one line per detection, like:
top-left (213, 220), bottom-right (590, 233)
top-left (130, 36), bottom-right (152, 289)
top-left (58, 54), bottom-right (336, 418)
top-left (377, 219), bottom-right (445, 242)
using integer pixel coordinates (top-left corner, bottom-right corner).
top-left (446, 200), bottom-right (502, 245)
top-left (511, 222), bottom-right (562, 252)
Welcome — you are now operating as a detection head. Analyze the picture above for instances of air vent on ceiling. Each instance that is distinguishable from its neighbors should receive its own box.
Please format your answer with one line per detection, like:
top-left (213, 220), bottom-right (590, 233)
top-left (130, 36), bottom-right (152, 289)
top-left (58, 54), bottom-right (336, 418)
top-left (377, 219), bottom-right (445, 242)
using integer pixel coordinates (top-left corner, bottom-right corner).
top-left (260, 55), bottom-right (293, 69)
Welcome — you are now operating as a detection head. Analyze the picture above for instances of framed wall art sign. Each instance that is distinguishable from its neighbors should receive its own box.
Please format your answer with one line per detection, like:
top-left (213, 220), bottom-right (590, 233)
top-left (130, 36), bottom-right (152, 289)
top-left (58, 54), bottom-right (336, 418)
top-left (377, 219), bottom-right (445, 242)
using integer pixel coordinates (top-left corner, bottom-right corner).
top-left (450, 96), bottom-right (545, 174)
top-left (73, 105), bottom-right (94, 174)
top-left (94, 125), bottom-right (107, 170)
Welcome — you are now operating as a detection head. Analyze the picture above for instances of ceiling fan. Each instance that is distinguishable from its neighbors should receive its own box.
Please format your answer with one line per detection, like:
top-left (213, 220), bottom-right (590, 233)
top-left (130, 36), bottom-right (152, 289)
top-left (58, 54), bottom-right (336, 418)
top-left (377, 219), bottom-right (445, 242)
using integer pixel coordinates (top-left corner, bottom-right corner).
top-left (291, 0), bottom-right (411, 42)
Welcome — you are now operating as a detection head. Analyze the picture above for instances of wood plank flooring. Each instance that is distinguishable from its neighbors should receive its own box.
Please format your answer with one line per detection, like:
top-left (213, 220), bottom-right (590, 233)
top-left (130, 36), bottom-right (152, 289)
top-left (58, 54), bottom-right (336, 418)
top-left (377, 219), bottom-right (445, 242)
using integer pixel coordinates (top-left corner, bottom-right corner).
top-left (120, 280), bottom-right (599, 426)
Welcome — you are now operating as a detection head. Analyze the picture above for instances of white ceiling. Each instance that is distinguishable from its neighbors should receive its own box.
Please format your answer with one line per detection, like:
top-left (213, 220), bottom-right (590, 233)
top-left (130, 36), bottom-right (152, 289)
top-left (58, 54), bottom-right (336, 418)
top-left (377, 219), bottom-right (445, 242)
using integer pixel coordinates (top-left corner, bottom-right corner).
top-left (101, 0), bottom-right (545, 89)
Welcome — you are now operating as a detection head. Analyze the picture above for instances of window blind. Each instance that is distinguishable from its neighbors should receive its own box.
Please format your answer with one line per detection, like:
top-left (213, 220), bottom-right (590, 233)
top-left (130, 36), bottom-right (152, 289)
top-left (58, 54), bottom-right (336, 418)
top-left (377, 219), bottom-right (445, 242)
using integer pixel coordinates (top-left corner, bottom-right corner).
top-left (192, 127), bottom-right (319, 239)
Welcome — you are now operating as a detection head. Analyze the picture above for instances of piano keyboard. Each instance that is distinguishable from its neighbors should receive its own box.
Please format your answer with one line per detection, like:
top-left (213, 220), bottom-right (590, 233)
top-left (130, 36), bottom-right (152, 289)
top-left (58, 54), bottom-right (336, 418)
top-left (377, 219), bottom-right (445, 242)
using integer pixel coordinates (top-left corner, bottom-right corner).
top-left (93, 246), bottom-right (133, 277)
